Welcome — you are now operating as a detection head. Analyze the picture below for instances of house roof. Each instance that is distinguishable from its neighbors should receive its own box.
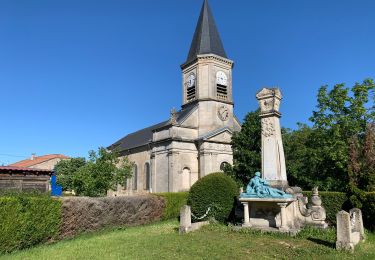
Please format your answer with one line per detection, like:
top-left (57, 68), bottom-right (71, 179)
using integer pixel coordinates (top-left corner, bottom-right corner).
top-left (0, 166), bottom-right (52, 175)
top-left (186, 0), bottom-right (227, 63)
top-left (8, 154), bottom-right (69, 168)
top-left (109, 104), bottom-right (197, 152)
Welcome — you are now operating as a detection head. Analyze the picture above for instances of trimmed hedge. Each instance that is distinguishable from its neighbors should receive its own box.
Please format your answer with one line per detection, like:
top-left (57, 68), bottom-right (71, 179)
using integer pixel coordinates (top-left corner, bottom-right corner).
top-left (0, 194), bottom-right (61, 253)
top-left (60, 195), bottom-right (164, 238)
top-left (188, 172), bottom-right (238, 223)
top-left (303, 191), bottom-right (375, 231)
top-left (155, 192), bottom-right (188, 220)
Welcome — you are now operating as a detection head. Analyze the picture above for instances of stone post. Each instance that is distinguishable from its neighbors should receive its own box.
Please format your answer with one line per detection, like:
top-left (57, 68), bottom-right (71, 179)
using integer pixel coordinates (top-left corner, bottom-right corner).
top-left (349, 208), bottom-right (365, 241)
top-left (256, 88), bottom-right (288, 189)
top-left (277, 202), bottom-right (288, 231)
top-left (242, 202), bottom-right (251, 227)
top-left (179, 205), bottom-right (192, 234)
top-left (336, 210), bottom-right (354, 250)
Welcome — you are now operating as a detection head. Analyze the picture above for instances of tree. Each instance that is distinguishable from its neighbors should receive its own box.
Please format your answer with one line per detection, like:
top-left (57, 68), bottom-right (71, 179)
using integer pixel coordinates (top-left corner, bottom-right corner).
top-left (284, 79), bottom-right (374, 191)
top-left (348, 123), bottom-right (375, 192)
top-left (55, 147), bottom-right (133, 197)
top-left (225, 109), bottom-right (261, 186)
top-left (54, 157), bottom-right (86, 191)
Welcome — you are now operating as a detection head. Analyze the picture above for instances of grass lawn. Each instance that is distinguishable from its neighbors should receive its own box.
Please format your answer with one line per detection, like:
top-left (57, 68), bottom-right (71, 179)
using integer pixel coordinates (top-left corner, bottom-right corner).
top-left (1, 221), bottom-right (374, 260)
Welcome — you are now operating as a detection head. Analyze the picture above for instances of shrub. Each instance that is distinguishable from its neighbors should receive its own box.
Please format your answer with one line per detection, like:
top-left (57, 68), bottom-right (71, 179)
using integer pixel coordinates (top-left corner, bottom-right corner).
top-left (188, 172), bottom-right (238, 223)
top-left (60, 195), bottom-right (164, 238)
top-left (303, 191), bottom-right (348, 225)
top-left (303, 191), bottom-right (375, 230)
top-left (0, 193), bottom-right (61, 253)
top-left (155, 192), bottom-right (188, 220)
top-left (362, 192), bottom-right (375, 231)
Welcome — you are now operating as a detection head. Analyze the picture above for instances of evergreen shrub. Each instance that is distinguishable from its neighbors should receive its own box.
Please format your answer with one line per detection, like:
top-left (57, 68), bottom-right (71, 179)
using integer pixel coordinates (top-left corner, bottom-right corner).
top-left (0, 193), bottom-right (61, 253)
top-left (362, 192), bottom-right (375, 231)
top-left (187, 172), bottom-right (238, 223)
top-left (303, 191), bottom-right (375, 230)
top-left (155, 192), bottom-right (188, 220)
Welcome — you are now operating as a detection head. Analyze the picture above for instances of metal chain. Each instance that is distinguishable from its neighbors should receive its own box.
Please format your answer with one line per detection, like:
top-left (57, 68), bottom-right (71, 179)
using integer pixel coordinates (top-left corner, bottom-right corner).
top-left (191, 207), bottom-right (211, 220)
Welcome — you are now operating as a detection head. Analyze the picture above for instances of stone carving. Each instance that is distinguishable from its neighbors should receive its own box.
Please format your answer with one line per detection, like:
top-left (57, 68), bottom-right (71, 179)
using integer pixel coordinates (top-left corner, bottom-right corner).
top-left (261, 118), bottom-right (275, 137)
top-left (240, 172), bottom-right (292, 199)
top-left (297, 187), bottom-right (326, 221)
top-left (256, 87), bottom-right (287, 188)
top-left (256, 88), bottom-right (282, 114)
top-left (170, 108), bottom-right (177, 125)
top-left (336, 208), bottom-right (365, 251)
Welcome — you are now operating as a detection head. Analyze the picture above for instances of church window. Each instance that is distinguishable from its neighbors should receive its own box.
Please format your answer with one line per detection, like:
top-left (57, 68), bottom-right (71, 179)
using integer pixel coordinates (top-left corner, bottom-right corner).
top-left (220, 162), bottom-right (230, 171)
top-left (144, 162), bottom-right (151, 190)
top-left (132, 165), bottom-right (138, 190)
top-left (181, 167), bottom-right (191, 190)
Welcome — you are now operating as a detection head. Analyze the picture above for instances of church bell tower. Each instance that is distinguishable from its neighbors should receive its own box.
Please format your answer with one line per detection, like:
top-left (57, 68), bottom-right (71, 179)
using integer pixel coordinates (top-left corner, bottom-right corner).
top-left (181, 0), bottom-right (235, 134)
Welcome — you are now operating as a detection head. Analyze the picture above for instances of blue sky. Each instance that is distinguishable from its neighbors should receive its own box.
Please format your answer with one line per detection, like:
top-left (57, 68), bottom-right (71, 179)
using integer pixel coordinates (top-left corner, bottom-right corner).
top-left (1, 0), bottom-right (374, 165)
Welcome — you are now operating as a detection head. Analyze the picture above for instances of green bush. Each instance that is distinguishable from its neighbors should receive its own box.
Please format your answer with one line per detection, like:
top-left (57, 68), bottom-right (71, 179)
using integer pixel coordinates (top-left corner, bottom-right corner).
top-left (303, 191), bottom-right (375, 231)
top-left (362, 192), bottom-right (375, 231)
top-left (303, 191), bottom-right (348, 225)
top-left (155, 192), bottom-right (188, 220)
top-left (0, 193), bottom-right (61, 253)
top-left (187, 172), bottom-right (238, 223)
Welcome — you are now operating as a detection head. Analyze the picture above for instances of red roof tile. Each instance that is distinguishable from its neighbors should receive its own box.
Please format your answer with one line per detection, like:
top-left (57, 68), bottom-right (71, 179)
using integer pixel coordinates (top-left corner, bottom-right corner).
top-left (9, 154), bottom-right (69, 168)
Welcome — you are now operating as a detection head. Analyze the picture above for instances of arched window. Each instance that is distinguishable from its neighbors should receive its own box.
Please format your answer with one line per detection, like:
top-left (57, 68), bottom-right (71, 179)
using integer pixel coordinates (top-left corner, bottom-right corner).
top-left (181, 167), bottom-right (191, 191)
top-left (220, 162), bottom-right (229, 171)
top-left (132, 165), bottom-right (138, 190)
top-left (144, 163), bottom-right (150, 190)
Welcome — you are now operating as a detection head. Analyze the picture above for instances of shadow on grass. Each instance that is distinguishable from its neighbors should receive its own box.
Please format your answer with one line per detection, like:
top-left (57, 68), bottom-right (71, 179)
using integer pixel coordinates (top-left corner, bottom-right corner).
top-left (307, 237), bottom-right (335, 248)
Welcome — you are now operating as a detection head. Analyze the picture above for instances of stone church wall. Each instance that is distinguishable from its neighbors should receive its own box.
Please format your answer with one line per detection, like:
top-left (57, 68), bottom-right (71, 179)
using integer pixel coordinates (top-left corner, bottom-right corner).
top-left (115, 150), bottom-right (151, 196)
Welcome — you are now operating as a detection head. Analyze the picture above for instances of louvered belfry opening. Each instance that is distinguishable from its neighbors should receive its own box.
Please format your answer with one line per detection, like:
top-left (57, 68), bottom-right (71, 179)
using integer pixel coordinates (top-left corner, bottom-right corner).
top-left (217, 83), bottom-right (227, 100)
top-left (187, 85), bottom-right (196, 102)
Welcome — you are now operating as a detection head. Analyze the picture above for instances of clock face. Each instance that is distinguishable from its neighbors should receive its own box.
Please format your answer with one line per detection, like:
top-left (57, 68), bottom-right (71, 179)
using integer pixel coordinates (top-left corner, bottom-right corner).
top-left (218, 105), bottom-right (229, 121)
top-left (216, 71), bottom-right (228, 86)
top-left (186, 74), bottom-right (196, 88)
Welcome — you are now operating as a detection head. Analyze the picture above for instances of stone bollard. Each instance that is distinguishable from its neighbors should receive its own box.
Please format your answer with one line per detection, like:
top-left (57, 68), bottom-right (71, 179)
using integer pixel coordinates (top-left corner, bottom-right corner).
top-left (179, 205), bottom-right (192, 234)
top-left (336, 210), bottom-right (354, 250)
top-left (350, 208), bottom-right (365, 241)
top-left (336, 209), bottom-right (365, 251)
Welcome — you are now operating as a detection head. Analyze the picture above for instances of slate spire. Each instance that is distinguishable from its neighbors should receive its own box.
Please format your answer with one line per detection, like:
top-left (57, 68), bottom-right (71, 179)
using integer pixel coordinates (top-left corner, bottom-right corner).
top-left (186, 0), bottom-right (227, 63)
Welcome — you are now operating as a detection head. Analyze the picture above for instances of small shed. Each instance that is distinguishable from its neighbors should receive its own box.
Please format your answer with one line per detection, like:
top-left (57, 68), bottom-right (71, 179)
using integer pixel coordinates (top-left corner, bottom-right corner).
top-left (0, 166), bottom-right (52, 193)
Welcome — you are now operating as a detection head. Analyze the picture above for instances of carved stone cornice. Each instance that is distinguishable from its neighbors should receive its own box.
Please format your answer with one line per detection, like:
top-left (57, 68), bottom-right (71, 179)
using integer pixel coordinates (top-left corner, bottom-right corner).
top-left (181, 54), bottom-right (234, 70)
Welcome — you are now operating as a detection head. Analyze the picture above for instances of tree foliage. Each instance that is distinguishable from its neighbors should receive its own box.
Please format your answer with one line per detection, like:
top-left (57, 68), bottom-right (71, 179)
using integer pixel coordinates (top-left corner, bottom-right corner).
top-left (55, 147), bottom-right (133, 197)
top-left (285, 79), bottom-right (374, 191)
top-left (228, 79), bottom-right (374, 192)
top-left (54, 157), bottom-right (86, 192)
top-left (224, 109), bottom-right (261, 186)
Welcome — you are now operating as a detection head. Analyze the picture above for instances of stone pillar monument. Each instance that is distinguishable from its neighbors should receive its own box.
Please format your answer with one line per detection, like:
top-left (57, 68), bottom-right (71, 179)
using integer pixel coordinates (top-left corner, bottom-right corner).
top-left (256, 88), bottom-right (288, 189)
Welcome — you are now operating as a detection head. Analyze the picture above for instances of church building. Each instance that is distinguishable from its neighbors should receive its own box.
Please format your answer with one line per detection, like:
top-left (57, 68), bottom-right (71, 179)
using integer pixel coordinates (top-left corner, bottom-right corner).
top-left (108, 0), bottom-right (241, 194)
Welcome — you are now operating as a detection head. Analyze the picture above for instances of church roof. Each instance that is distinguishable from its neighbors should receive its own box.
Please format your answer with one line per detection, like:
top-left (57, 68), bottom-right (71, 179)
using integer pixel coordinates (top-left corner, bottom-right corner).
top-left (108, 104), bottom-right (197, 151)
top-left (186, 0), bottom-right (227, 63)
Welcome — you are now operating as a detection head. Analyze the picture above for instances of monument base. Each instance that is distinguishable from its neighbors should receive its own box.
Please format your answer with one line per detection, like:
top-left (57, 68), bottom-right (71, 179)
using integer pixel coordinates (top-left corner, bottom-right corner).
top-left (266, 180), bottom-right (289, 190)
top-left (239, 190), bottom-right (328, 233)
